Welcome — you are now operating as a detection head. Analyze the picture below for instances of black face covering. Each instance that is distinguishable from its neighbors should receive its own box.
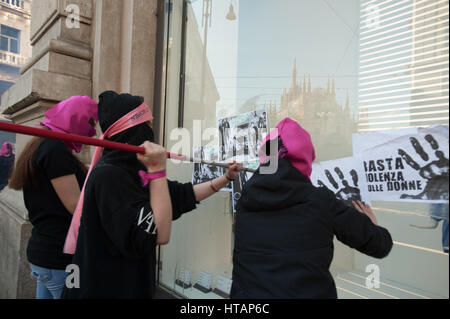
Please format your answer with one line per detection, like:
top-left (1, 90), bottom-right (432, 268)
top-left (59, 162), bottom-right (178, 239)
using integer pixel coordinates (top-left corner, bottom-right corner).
top-left (98, 91), bottom-right (155, 184)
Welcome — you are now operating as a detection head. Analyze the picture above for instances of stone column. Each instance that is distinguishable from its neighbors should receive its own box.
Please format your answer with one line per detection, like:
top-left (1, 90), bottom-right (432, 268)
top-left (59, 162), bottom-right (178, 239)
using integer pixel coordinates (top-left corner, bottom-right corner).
top-left (90, 0), bottom-right (161, 139)
top-left (91, 0), bottom-right (159, 103)
top-left (0, 0), bottom-right (94, 299)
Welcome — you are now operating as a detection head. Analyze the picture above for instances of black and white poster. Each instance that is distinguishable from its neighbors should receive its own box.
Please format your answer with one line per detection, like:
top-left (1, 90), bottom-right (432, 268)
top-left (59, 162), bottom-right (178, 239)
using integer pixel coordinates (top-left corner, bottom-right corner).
top-left (218, 110), bottom-right (268, 163)
top-left (192, 146), bottom-right (232, 191)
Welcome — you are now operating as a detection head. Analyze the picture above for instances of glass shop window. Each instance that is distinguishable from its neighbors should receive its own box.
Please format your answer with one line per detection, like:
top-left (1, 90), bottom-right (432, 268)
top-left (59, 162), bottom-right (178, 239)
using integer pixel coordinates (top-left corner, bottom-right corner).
top-left (158, 0), bottom-right (449, 299)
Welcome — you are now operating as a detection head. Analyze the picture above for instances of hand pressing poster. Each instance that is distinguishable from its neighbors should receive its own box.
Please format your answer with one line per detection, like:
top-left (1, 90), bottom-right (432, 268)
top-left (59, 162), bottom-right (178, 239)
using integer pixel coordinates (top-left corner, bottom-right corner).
top-left (218, 110), bottom-right (268, 163)
top-left (311, 156), bottom-right (370, 207)
top-left (192, 145), bottom-right (232, 191)
top-left (356, 125), bottom-right (449, 203)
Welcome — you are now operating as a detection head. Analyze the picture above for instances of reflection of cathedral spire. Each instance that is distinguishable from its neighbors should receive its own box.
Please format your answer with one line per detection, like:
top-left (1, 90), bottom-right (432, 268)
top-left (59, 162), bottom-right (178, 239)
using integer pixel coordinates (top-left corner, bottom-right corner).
top-left (332, 77), bottom-right (336, 97)
top-left (345, 89), bottom-right (350, 117)
top-left (291, 57), bottom-right (297, 90)
top-left (345, 90), bottom-right (349, 109)
top-left (275, 62), bottom-right (355, 125)
top-left (303, 75), bottom-right (306, 95)
top-left (269, 61), bottom-right (357, 162)
top-left (327, 76), bottom-right (331, 95)
top-left (308, 74), bottom-right (311, 95)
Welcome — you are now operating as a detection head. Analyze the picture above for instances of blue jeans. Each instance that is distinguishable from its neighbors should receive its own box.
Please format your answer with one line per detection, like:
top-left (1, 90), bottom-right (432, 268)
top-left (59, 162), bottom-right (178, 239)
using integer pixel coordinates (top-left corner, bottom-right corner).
top-left (29, 263), bottom-right (68, 299)
top-left (430, 204), bottom-right (449, 253)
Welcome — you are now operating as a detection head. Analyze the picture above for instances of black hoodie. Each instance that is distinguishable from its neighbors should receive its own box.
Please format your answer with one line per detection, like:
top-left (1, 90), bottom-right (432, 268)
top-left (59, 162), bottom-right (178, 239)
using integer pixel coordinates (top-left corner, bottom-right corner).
top-left (231, 158), bottom-right (393, 299)
top-left (62, 92), bottom-right (197, 299)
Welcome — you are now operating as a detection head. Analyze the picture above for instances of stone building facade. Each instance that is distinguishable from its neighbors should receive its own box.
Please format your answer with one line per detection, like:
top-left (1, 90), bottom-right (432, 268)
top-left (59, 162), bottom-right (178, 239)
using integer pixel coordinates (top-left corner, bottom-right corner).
top-left (0, 0), bottom-right (32, 117)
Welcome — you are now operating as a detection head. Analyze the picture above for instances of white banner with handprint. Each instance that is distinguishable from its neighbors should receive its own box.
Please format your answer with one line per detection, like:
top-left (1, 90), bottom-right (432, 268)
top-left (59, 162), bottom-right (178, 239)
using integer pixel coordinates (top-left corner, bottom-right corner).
top-left (311, 156), bottom-right (371, 206)
top-left (313, 125), bottom-right (448, 204)
top-left (354, 125), bottom-right (449, 203)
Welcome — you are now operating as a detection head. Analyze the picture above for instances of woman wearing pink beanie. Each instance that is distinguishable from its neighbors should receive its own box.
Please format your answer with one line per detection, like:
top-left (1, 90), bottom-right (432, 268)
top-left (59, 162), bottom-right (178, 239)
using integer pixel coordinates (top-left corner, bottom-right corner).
top-left (231, 118), bottom-right (393, 299)
top-left (9, 96), bottom-right (98, 299)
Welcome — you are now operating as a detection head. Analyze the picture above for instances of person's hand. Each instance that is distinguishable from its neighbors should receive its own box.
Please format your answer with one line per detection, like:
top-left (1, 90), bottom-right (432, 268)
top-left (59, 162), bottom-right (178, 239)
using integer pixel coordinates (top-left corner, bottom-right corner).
top-left (137, 141), bottom-right (167, 172)
top-left (225, 161), bottom-right (243, 181)
top-left (352, 200), bottom-right (378, 225)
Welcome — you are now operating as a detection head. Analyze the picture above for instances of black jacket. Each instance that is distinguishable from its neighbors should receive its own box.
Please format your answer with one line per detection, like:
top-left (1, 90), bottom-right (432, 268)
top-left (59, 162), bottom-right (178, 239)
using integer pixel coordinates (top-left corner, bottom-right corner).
top-left (231, 159), bottom-right (393, 299)
top-left (62, 162), bottom-right (197, 299)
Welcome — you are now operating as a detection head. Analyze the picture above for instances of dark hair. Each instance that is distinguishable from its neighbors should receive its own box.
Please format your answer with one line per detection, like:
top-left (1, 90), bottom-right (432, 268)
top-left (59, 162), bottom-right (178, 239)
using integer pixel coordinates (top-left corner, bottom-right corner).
top-left (9, 138), bottom-right (88, 190)
top-left (98, 91), bottom-right (144, 133)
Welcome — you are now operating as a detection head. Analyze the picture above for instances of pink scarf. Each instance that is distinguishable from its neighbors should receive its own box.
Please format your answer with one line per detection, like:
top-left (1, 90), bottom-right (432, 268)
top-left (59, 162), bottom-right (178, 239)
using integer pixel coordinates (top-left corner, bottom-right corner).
top-left (258, 118), bottom-right (316, 179)
top-left (63, 102), bottom-right (154, 255)
top-left (41, 96), bottom-right (99, 153)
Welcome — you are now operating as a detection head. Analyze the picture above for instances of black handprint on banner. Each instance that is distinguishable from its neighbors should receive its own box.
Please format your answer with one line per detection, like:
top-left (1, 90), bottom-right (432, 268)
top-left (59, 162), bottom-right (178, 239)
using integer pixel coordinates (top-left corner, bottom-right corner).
top-left (398, 134), bottom-right (449, 200)
top-left (318, 167), bottom-right (362, 206)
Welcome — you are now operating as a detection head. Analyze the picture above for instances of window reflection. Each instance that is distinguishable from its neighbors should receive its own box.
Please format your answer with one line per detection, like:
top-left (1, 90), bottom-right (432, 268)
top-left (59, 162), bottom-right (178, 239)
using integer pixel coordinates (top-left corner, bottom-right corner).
top-left (160, 0), bottom-right (449, 299)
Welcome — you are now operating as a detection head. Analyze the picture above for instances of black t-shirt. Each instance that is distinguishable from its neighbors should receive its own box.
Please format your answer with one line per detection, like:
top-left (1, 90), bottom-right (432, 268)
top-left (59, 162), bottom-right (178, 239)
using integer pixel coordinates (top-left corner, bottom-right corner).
top-left (63, 162), bottom-right (197, 299)
top-left (0, 154), bottom-right (15, 190)
top-left (24, 139), bottom-right (86, 270)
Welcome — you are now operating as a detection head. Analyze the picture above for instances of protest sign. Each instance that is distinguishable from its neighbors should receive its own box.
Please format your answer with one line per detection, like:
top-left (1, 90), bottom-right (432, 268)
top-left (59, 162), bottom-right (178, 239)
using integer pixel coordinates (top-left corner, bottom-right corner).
top-left (313, 125), bottom-right (449, 204)
top-left (356, 125), bottom-right (449, 203)
top-left (218, 110), bottom-right (268, 163)
top-left (311, 156), bottom-right (370, 206)
top-left (192, 145), bottom-right (232, 192)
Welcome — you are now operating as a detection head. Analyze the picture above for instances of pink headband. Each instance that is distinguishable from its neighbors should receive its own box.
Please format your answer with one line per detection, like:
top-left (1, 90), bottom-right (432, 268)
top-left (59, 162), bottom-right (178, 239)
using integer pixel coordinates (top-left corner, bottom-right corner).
top-left (64, 103), bottom-right (153, 254)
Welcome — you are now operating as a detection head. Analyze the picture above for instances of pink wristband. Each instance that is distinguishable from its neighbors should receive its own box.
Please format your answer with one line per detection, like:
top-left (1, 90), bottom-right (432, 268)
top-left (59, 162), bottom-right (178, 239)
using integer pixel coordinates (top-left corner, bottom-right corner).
top-left (139, 170), bottom-right (167, 187)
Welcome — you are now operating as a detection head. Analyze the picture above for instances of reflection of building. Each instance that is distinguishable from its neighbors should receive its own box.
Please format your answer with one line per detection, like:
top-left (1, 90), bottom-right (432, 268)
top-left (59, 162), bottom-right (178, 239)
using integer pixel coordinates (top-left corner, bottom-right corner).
top-left (267, 59), bottom-right (357, 161)
top-left (183, 2), bottom-right (220, 129)
top-left (0, 0), bottom-right (31, 106)
top-left (358, 0), bottom-right (449, 132)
